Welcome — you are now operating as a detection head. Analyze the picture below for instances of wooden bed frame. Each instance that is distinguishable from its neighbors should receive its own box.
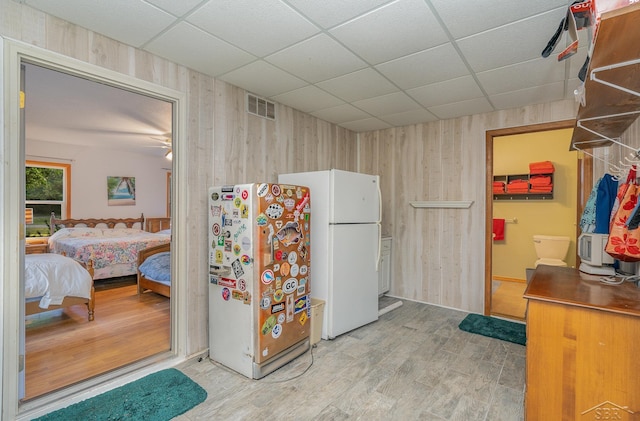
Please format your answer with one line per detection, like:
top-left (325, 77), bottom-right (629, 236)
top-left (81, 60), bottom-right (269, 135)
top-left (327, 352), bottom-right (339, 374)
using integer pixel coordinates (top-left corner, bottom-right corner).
top-left (137, 242), bottom-right (171, 298)
top-left (25, 259), bottom-right (96, 321)
top-left (50, 212), bottom-right (144, 232)
top-left (145, 217), bottom-right (171, 233)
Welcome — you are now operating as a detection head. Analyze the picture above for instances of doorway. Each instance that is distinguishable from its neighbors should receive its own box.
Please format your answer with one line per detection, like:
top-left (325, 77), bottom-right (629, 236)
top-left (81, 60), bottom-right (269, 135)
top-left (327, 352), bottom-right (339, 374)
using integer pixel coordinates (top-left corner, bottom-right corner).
top-left (2, 39), bottom-right (188, 419)
top-left (484, 120), bottom-right (592, 318)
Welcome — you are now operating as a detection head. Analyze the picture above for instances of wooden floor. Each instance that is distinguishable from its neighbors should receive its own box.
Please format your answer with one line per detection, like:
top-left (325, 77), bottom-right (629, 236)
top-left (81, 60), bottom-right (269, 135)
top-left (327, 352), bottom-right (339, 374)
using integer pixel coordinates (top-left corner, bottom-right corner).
top-left (176, 299), bottom-right (526, 421)
top-left (491, 280), bottom-right (527, 321)
top-left (25, 280), bottom-right (170, 400)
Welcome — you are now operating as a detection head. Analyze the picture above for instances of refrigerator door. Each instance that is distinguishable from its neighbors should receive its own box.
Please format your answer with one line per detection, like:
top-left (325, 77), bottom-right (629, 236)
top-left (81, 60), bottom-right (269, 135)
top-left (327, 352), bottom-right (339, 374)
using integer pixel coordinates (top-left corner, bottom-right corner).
top-left (254, 183), bottom-right (312, 365)
top-left (330, 170), bottom-right (381, 224)
top-left (208, 184), bottom-right (255, 378)
top-left (327, 223), bottom-right (379, 338)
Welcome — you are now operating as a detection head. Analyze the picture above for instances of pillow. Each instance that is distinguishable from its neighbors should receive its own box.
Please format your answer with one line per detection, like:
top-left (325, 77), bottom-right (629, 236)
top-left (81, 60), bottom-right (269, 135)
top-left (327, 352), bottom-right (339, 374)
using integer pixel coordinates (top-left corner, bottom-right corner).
top-left (139, 251), bottom-right (171, 283)
top-left (49, 227), bottom-right (102, 240)
top-left (101, 228), bottom-right (145, 238)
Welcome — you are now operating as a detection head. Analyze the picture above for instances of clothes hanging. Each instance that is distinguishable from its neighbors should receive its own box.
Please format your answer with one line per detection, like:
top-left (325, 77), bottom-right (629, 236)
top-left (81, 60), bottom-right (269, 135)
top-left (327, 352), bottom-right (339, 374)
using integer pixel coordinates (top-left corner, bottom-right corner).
top-left (594, 174), bottom-right (618, 234)
top-left (579, 176), bottom-right (600, 234)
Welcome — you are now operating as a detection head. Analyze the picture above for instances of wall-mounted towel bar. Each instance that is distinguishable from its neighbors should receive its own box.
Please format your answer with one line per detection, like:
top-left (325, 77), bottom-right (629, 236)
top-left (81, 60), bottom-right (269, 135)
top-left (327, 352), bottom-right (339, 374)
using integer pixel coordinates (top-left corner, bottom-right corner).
top-left (505, 218), bottom-right (518, 224)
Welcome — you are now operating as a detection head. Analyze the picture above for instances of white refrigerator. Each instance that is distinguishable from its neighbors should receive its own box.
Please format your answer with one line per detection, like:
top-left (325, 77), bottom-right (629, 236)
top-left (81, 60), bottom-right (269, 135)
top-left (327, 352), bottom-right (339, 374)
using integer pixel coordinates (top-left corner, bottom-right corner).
top-left (208, 183), bottom-right (312, 379)
top-left (279, 169), bottom-right (381, 339)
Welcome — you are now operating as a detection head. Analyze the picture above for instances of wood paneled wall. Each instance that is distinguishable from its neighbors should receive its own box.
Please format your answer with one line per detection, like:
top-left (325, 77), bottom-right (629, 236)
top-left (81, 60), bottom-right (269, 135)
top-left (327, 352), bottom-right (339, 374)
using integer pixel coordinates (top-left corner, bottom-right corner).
top-left (0, 0), bottom-right (356, 359)
top-left (359, 101), bottom-right (578, 313)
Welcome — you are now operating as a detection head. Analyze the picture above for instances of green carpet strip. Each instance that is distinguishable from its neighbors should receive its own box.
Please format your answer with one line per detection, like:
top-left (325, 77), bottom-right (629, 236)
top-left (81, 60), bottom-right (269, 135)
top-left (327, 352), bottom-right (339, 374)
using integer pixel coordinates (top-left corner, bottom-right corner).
top-left (458, 313), bottom-right (526, 346)
top-left (35, 368), bottom-right (207, 421)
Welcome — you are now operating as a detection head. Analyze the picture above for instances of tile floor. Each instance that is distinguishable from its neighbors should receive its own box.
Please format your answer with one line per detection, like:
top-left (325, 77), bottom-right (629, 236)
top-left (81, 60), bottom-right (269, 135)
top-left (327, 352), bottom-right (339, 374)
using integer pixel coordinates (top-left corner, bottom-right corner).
top-left (176, 299), bottom-right (525, 420)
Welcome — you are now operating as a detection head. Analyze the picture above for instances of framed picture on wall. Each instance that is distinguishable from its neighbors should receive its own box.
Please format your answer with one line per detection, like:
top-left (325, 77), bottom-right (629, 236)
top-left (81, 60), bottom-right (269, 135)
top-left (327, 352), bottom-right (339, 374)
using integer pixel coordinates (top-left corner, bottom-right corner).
top-left (107, 176), bottom-right (136, 206)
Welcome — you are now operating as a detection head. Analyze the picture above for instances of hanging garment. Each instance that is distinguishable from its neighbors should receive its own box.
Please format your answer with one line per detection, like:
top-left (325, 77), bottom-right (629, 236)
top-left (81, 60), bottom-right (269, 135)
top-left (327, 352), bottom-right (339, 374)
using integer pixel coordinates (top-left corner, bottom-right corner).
top-left (606, 168), bottom-right (640, 262)
top-left (493, 219), bottom-right (505, 241)
top-left (594, 174), bottom-right (618, 234)
top-left (580, 176), bottom-right (600, 233)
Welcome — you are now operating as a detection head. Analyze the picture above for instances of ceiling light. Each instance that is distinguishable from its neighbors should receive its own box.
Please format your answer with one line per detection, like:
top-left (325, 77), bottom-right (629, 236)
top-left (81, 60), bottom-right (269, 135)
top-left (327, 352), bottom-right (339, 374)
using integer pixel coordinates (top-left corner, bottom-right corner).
top-left (165, 150), bottom-right (172, 160)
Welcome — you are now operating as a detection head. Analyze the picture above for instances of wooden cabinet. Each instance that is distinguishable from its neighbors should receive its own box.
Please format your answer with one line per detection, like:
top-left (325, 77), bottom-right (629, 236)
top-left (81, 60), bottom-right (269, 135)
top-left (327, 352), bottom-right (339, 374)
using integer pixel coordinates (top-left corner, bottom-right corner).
top-left (493, 173), bottom-right (553, 200)
top-left (524, 265), bottom-right (640, 419)
top-left (378, 237), bottom-right (392, 296)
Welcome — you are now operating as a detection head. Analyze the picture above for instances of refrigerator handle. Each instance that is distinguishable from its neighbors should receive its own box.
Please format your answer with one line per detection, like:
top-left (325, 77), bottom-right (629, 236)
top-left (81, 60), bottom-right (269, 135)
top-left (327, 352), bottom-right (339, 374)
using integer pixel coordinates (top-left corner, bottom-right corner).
top-left (376, 178), bottom-right (382, 271)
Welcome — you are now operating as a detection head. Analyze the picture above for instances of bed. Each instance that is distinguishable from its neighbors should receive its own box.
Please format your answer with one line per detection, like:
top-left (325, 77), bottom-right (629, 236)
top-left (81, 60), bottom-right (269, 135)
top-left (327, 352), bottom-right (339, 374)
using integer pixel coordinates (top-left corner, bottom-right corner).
top-left (25, 253), bottom-right (95, 321)
top-left (48, 213), bottom-right (170, 280)
top-left (137, 243), bottom-right (171, 297)
top-left (145, 217), bottom-right (171, 234)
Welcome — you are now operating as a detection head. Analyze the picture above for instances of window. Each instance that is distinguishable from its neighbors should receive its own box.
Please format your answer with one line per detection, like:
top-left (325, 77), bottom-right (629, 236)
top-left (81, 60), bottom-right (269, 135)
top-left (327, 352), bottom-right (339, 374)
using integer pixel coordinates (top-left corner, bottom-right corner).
top-left (25, 160), bottom-right (70, 237)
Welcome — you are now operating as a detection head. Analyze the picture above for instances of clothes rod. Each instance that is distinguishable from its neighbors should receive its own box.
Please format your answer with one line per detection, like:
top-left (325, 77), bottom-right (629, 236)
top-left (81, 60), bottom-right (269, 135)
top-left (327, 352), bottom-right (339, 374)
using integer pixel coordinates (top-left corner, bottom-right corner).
top-left (410, 201), bottom-right (473, 209)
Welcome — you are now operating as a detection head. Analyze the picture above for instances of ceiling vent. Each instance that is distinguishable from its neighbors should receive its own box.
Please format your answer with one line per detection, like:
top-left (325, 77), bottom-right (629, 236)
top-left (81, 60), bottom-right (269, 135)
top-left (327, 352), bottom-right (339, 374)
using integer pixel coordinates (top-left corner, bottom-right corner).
top-left (247, 93), bottom-right (275, 120)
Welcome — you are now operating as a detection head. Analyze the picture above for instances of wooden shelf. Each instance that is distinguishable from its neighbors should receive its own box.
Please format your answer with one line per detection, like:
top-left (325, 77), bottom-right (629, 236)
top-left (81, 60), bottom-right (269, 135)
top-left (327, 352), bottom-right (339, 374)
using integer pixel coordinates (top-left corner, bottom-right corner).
top-left (570, 3), bottom-right (640, 150)
top-left (493, 173), bottom-right (553, 201)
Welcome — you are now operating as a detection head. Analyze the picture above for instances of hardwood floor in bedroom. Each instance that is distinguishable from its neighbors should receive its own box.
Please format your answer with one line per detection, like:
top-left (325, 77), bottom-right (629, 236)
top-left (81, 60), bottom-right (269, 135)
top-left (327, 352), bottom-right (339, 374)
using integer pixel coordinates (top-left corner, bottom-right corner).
top-left (24, 278), bottom-right (170, 400)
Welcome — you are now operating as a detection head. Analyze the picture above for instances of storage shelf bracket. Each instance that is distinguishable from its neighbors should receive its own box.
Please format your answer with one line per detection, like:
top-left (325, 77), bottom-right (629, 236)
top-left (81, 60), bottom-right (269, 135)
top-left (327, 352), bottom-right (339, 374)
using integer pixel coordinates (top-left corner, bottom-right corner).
top-left (575, 110), bottom-right (640, 154)
top-left (590, 58), bottom-right (640, 98)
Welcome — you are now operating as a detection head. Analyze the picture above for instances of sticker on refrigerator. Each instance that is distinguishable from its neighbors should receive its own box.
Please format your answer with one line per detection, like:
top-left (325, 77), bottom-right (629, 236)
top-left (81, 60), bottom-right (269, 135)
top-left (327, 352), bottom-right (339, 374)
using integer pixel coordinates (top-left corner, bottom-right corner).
top-left (287, 251), bottom-right (297, 265)
top-left (261, 269), bottom-right (275, 285)
top-left (286, 294), bottom-right (294, 322)
top-left (218, 277), bottom-right (237, 288)
top-left (257, 183), bottom-right (269, 197)
top-left (283, 278), bottom-right (298, 294)
top-left (238, 279), bottom-right (246, 291)
top-left (240, 255), bottom-right (251, 265)
top-left (299, 312), bottom-right (307, 325)
top-left (221, 287), bottom-right (231, 301)
top-left (290, 264), bottom-right (299, 277)
top-left (294, 296), bottom-right (308, 314)
top-left (277, 313), bottom-right (285, 324)
top-left (232, 259), bottom-right (244, 278)
top-left (241, 189), bottom-right (249, 200)
top-left (260, 296), bottom-right (271, 309)
top-left (240, 204), bottom-right (248, 219)
top-left (211, 192), bottom-right (219, 201)
top-left (256, 213), bottom-right (268, 226)
top-left (241, 237), bottom-right (251, 250)
top-left (265, 203), bottom-right (284, 219)
top-left (234, 197), bottom-right (242, 208)
top-left (273, 289), bottom-right (284, 303)
top-left (212, 223), bottom-right (221, 236)
top-left (283, 197), bottom-right (295, 211)
top-left (261, 315), bottom-right (276, 335)
top-left (271, 324), bottom-right (282, 339)
top-left (215, 250), bottom-right (223, 264)
top-left (231, 290), bottom-right (245, 301)
top-left (276, 222), bottom-right (302, 246)
top-left (271, 302), bottom-right (285, 314)
top-left (272, 184), bottom-right (281, 196)
top-left (280, 262), bottom-right (290, 277)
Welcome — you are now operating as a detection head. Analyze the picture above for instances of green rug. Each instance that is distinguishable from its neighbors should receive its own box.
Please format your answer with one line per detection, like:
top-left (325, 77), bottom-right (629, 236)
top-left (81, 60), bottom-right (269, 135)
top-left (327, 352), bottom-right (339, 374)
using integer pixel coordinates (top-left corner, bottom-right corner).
top-left (35, 368), bottom-right (207, 421)
top-left (458, 314), bottom-right (526, 346)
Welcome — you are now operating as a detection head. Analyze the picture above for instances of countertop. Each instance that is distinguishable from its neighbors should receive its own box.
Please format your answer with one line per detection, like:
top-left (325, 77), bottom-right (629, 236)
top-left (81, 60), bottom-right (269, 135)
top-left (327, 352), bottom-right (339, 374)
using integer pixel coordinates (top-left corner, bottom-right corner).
top-left (524, 265), bottom-right (640, 317)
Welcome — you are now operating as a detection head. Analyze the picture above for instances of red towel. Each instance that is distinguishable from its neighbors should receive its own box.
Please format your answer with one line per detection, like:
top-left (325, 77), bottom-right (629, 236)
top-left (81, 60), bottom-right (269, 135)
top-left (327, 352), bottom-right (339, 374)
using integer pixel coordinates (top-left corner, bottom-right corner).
top-left (529, 175), bottom-right (552, 186)
top-left (493, 219), bottom-right (505, 241)
top-left (529, 161), bottom-right (554, 175)
top-left (529, 186), bottom-right (553, 193)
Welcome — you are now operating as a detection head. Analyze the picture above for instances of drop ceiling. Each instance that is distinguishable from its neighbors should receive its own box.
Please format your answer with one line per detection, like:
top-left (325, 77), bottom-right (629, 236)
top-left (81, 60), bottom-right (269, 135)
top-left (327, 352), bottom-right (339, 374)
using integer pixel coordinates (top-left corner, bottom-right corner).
top-left (19, 0), bottom-right (588, 132)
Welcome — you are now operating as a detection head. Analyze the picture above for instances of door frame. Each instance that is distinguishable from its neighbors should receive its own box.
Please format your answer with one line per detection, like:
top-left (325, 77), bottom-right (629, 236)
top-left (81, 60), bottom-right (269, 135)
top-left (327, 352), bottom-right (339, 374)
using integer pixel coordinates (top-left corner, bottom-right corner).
top-left (484, 119), bottom-right (592, 315)
top-left (2, 38), bottom-right (189, 419)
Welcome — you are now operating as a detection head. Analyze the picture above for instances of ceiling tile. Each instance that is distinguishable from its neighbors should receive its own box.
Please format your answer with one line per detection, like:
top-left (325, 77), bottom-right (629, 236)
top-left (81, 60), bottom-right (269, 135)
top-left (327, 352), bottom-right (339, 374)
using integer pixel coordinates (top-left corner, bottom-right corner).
top-left (285, 0), bottom-right (390, 28)
top-left (428, 97), bottom-right (494, 120)
top-left (380, 109), bottom-right (438, 127)
top-left (311, 104), bottom-right (371, 124)
top-left (187, 0), bottom-right (319, 57)
top-left (407, 75), bottom-right (484, 108)
top-left (376, 43), bottom-right (469, 89)
top-left (272, 85), bottom-right (345, 113)
top-left (316, 68), bottom-right (398, 102)
top-left (218, 61), bottom-right (307, 98)
top-left (457, 9), bottom-right (564, 73)
top-left (330, 0), bottom-right (448, 65)
top-left (24, 0), bottom-right (175, 47)
top-left (353, 92), bottom-right (422, 116)
top-left (145, 22), bottom-right (256, 77)
top-left (476, 57), bottom-right (565, 95)
top-left (339, 118), bottom-right (393, 132)
top-left (430, 0), bottom-right (566, 39)
top-left (489, 81), bottom-right (565, 110)
top-left (145, 0), bottom-right (202, 17)
top-left (265, 34), bottom-right (368, 83)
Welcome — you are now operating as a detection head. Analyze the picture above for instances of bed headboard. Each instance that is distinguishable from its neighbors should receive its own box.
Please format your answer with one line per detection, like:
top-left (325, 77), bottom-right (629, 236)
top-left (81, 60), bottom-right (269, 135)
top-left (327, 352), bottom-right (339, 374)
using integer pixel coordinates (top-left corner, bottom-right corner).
top-left (145, 217), bottom-right (171, 233)
top-left (50, 212), bottom-right (145, 232)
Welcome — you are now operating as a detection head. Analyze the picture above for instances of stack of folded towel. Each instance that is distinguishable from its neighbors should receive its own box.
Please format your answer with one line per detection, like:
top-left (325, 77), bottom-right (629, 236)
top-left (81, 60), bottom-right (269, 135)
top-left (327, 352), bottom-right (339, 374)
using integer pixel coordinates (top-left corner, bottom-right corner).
top-left (529, 161), bottom-right (555, 175)
top-left (507, 179), bottom-right (529, 193)
top-left (529, 175), bottom-right (553, 193)
top-left (493, 181), bottom-right (505, 194)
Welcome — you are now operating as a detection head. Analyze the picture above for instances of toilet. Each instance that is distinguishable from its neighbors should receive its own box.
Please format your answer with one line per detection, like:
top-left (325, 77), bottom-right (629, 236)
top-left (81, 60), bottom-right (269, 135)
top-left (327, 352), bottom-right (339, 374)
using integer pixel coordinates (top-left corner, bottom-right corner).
top-left (533, 235), bottom-right (570, 267)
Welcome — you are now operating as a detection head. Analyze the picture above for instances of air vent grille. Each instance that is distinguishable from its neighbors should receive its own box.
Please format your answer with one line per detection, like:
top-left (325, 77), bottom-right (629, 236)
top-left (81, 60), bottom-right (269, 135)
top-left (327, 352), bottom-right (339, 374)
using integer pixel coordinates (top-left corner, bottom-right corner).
top-left (247, 93), bottom-right (275, 120)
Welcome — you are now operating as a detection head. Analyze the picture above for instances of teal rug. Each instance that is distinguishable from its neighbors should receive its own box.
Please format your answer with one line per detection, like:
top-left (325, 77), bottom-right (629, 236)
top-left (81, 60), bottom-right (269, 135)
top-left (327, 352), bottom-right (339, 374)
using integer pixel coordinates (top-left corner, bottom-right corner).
top-left (35, 368), bottom-right (207, 421)
top-left (458, 314), bottom-right (526, 346)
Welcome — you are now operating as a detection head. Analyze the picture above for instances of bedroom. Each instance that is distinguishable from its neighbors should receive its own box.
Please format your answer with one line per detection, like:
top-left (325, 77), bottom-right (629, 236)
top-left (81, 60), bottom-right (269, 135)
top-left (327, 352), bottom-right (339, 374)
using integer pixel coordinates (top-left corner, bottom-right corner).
top-left (3, 0), bottom-right (640, 419)
top-left (23, 62), bottom-right (174, 400)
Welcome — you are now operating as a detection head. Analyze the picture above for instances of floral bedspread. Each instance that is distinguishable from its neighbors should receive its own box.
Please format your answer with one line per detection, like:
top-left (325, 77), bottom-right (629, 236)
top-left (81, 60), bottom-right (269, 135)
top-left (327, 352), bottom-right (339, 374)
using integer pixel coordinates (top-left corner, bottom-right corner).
top-left (48, 228), bottom-right (170, 270)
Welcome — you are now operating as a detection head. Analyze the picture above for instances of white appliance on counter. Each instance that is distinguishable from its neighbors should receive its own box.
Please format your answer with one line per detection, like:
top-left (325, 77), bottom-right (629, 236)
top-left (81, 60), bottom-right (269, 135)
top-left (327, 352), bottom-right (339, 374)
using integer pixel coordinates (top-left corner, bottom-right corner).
top-left (279, 169), bottom-right (381, 339)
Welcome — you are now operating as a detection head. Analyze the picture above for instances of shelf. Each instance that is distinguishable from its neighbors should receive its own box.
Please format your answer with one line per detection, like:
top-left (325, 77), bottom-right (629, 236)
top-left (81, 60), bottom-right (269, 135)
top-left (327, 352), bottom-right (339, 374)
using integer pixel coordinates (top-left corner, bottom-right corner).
top-left (570, 3), bottom-right (640, 150)
top-left (493, 173), bottom-right (553, 201)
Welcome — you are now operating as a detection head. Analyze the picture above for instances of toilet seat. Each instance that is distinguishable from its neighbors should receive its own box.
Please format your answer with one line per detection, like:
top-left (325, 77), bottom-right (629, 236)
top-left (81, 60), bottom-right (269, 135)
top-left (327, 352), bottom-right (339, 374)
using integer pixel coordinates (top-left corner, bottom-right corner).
top-left (535, 258), bottom-right (567, 267)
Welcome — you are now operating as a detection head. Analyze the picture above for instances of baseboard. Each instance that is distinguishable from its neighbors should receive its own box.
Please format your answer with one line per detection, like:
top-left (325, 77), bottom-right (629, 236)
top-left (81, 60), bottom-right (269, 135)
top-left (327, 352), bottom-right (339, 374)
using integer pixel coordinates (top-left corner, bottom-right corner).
top-left (492, 275), bottom-right (527, 284)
